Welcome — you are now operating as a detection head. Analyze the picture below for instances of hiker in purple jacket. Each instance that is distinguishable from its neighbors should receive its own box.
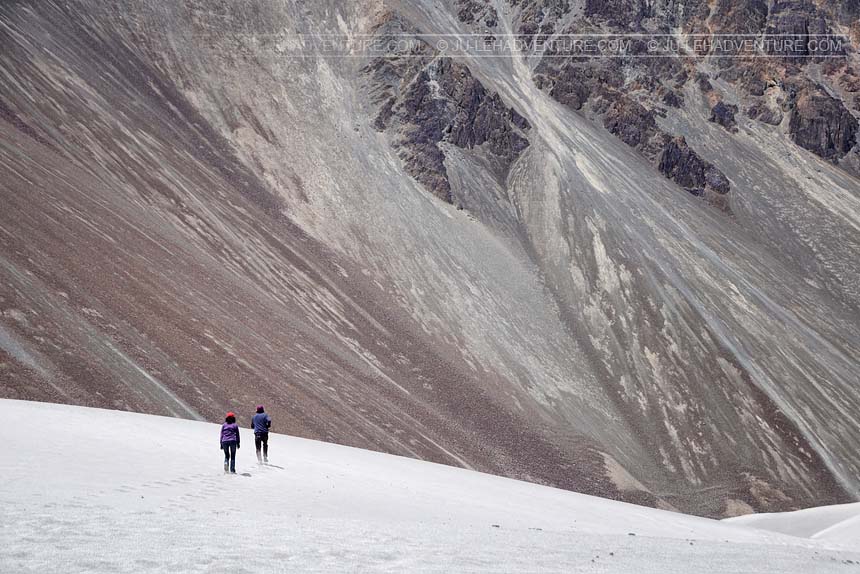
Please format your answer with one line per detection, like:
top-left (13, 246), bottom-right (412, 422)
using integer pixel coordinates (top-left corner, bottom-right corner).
top-left (220, 412), bottom-right (240, 474)
top-left (251, 405), bottom-right (272, 463)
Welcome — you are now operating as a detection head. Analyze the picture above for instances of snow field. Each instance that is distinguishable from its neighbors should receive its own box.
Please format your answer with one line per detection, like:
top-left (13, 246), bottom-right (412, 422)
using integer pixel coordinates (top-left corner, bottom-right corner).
top-left (1, 399), bottom-right (858, 573)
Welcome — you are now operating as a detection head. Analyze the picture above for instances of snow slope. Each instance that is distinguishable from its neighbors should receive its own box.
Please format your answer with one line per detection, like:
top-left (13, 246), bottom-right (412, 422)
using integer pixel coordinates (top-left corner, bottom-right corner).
top-left (1, 399), bottom-right (858, 573)
top-left (725, 503), bottom-right (860, 546)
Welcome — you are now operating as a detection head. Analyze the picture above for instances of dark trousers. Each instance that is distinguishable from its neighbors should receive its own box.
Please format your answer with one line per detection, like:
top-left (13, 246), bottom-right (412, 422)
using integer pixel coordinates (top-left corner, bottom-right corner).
top-left (222, 441), bottom-right (237, 472)
top-left (255, 432), bottom-right (268, 460)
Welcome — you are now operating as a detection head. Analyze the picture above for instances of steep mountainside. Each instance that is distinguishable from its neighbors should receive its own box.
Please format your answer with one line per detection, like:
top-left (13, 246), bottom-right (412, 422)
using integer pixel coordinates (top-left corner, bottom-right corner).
top-left (1, 0), bottom-right (859, 517)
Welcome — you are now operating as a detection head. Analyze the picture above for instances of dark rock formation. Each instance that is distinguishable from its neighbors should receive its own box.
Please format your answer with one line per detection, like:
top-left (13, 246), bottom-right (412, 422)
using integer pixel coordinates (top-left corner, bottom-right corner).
top-left (583, 0), bottom-right (648, 27)
top-left (711, 0), bottom-right (769, 34)
top-left (489, 0), bottom-right (860, 199)
top-left (599, 96), bottom-right (733, 209)
top-left (765, 1), bottom-right (836, 63)
top-left (365, 22), bottom-right (530, 202)
top-left (512, 0), bottom-right (571, 35)
top-left (456, 0), bottom-right (495, 26)
top-left (662, 90), bottom-right (683, 108)
top-left (507, 2), bottom-right (737, 205)
top-left (788, 86), bottom-right (858, 160)
top-left (696, 73), bottom-right (714, 94)
top-left (602, 98), bottom-right (658, 149)
top-left (710, 101), bottom-right (739, 132)
top-left (839, 70), bottom-right (860, 94)
top-left (434, 58), bottom-right (530, 159)
top-left (541, 62), bottom-right (622, 111)
top-left (834, 0), bottom-right (860, 26)
top-left (659, 137), bottom-right (731, 197)
top-left (747, 102), bottom-right (784, 126)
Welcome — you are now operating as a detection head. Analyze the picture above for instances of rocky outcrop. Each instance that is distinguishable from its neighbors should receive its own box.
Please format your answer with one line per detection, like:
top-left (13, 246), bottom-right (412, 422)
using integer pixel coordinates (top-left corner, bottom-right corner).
top-left (662, 90), bottom-right (684, 108)
top-left (512, 0), bottom-right (570, 36)
top-left (602, 97), bottom-right (658, 150)
top-left (599, 98), bottom-right (736, 205)
top-left (540, 62), bottom-right (623, 111)
top-left (597, 95), bottom-right (733, 210)
top-left (709, 0), bottom-right (769, 35)
top-left (501, 2), bottom-right (736, 207)
top-left (583, 0), bottom-right (647, 27)
top-left (366, 20), bottom-right (529, 202)
top-left (765, 1), bottom-right (836, 62)
top-left (710, 102), bottom-right (739, 132)
top-left (788, 85), bottom-right (858, 161)
top-left (456, 0), bottom-right (496, 26)
top-left (463, 0), bottom-right (860, 202)
top-left (747, 102), bottom-right (784, 126)
top-left (659, 137), bottom-right (732, 197)
top-left (434, 59), bottom-right (531, 157)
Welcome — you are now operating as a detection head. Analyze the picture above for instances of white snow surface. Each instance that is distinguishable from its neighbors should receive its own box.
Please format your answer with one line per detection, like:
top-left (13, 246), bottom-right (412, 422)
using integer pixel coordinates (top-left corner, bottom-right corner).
top-left (725, 503), bottom-right (860, 546)
top-left (1, 399), bottom-right (858, 573)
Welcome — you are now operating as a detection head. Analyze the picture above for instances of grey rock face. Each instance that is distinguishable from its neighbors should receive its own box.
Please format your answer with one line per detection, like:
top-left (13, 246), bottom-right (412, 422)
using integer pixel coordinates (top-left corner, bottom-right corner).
top-left (499, 0), bottom-right (860, 195)
top-left (366, 20), bottom-right (529, 201)
top-left (788, 86), bottom-right (859, 161)
top-left (659, 137), bottom-right (731, 196)
top-left (542, 63), bottom-right (622, 111)
top-left (709, 102), bottom-right (739, 133)
top-left (598, 97), bottom-right (733, 209)
top-left (765, 1), bottom-right (834, 62)
top-left (521, 3), bottom-right (737, 205)
top-left (662, 90), bottom-right (684, 108)
top-left (602, 98), bottom-right (658, 149)
top-left (746, 103), bottom-right (784, 126)
top-left (583, 0), bottom-right (648, 27)
top-left (456, 0), bottom-right (496, 26)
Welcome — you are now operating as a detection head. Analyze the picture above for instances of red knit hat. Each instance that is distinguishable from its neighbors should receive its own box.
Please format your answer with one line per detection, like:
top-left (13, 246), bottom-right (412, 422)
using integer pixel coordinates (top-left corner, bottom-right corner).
top-left (226, 412), bottom-right (235, 418)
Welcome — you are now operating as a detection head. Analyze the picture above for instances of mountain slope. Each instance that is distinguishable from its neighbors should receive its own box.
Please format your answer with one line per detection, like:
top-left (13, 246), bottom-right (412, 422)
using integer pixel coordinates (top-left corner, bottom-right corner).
top-left (2, 399), bottom-right (860, 573)
top-left (0, 0), bottom-right (859, 516)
